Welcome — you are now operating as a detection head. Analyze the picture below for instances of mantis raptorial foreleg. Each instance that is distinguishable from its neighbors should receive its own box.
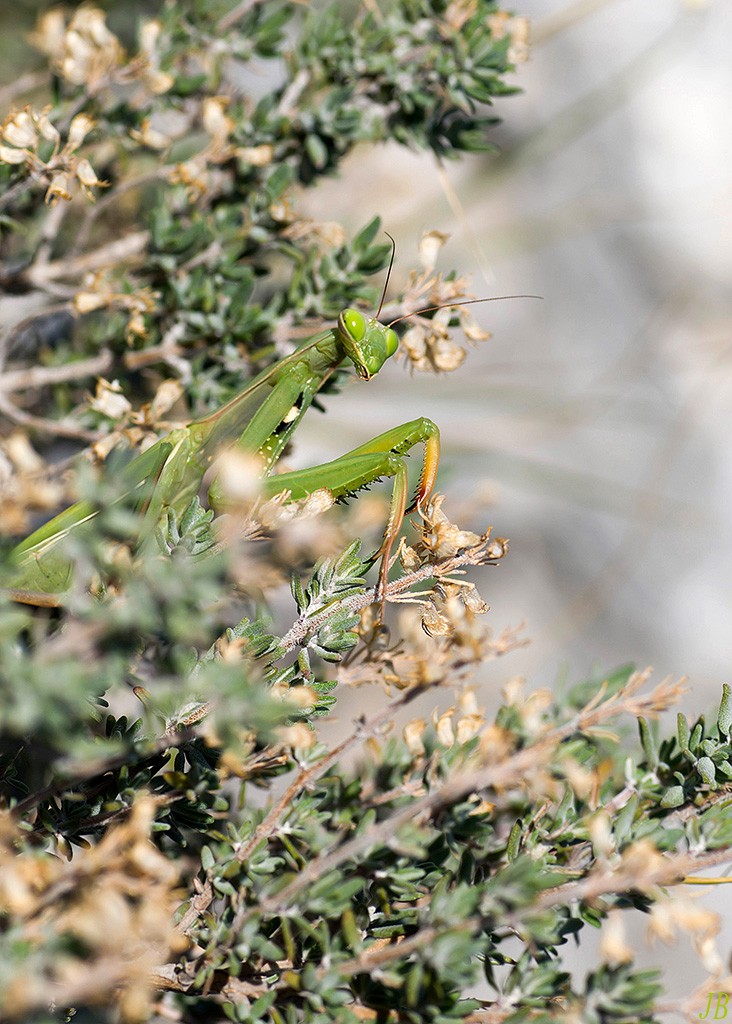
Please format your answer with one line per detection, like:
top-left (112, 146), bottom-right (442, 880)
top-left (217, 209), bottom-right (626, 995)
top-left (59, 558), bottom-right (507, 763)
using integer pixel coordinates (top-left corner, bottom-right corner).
top-left (259, 417), bottom-right (441, 598)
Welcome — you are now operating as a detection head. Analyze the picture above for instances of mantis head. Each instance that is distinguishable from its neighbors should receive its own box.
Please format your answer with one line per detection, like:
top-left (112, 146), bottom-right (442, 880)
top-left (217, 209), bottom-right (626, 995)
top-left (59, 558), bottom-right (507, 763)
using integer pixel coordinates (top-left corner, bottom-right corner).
top-left (338, 308), bottom-right (399, 381)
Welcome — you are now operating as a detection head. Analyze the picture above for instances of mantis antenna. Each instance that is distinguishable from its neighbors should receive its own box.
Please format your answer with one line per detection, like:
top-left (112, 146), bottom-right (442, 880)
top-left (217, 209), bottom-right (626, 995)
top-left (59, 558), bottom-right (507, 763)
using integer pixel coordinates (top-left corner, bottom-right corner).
top-left (375, 230), bottom-right (539, 325)
top-left (387, 294), bottom-right (543, 328)
top-left (376, 232), bottom-right (397, 320)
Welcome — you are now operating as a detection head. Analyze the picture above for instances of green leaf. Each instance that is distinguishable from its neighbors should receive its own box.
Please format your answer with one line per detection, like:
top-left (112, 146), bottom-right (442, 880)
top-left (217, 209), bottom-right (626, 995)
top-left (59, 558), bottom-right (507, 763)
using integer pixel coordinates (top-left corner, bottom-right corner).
top-left (717, 683), bottom-right (732, 736)
top-left (696, 756), bottom-right (716, 786)
top-left (638, 717), bottom-right (658, 769)
top-left (677, 712), bottom-right (690, 751)
top-left (660, 785), bottom-right (685, 808)
top-left (352, 216), bottom-right (381, 251)
top-left (304, 133), bottom-right (329, 170)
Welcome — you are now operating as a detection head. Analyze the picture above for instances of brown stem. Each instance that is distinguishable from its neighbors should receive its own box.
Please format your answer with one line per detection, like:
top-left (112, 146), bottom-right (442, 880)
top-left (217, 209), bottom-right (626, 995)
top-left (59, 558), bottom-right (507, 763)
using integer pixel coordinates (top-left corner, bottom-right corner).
top-left (0, 350), bottom-right (113, 393)
top-left (0, 70), bottom-right (47, 109)
top-left (0, 391), bottom-right (100, 441)
top-left (249, 672), bottom-right (679, 917)
top-left (25, 230), bottom-right (149, 285)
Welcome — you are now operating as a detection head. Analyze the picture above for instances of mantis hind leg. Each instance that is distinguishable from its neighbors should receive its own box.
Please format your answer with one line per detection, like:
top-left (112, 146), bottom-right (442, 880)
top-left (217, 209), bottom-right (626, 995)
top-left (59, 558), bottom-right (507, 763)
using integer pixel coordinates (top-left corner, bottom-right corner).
top-left (260, 418), bottom-right (440, 611)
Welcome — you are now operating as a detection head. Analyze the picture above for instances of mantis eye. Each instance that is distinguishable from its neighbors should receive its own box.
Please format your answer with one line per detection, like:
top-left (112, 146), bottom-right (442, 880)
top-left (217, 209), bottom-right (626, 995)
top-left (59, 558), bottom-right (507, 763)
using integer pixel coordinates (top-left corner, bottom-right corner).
top-left (340, 308), bottom-right (366, 342)
top-left (385, 328), bottom-right (399, 358)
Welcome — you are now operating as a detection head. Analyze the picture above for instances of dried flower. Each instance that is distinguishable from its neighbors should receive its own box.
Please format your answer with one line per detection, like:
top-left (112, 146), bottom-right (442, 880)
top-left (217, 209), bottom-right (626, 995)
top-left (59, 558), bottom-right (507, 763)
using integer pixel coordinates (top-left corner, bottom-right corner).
top-left (129, 118), bottom-right (171, 150)
top-left (417, 494), bottom-right (482, 559)
top-left (74, 278), bottom-right (157, 336)
top-left (404, 718), bottom-right (427, 757)
top-left (434, 707), bottom-right (456, 746)
top-left (418, 229), bottom-right (450, 271)
top-left (67, 113), bottom-right (96, 151)
top-left (0, 106), bottom-right (107, 204)
top-left (235, 143), bottom-right (276, 167)
top-left (202, 96), bottom-right (234, 152)
top-left (45, 170), bottom-right (73, 204)
top-left (89, 379), bottom-right (132, 422)
top-left (75, 157), bottom-right (108, 200)
top-left (137, 19), bottom-right (174, 94)
top-left (600, 910), bottom-right (634, 965)
top-left (32, 7), bottom-right (125, 90)
top-left (276, 722), bottom-right (315, 750)
top-left (2, 110), bottom-right (37, 149)
top-left (0, 144), bottom-right (27, 165)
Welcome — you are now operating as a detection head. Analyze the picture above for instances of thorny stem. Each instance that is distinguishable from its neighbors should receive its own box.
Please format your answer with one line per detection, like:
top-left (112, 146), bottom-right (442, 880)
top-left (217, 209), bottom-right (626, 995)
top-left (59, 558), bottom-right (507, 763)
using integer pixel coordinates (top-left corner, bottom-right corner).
top-left (241, 671), bottom-right (683, 919)
top-left (304, 844), bottom-right (732, 988)
top-left (280, 543), bottom-right (502, 652)
top-left (234, 685), bottom-right (427, 864)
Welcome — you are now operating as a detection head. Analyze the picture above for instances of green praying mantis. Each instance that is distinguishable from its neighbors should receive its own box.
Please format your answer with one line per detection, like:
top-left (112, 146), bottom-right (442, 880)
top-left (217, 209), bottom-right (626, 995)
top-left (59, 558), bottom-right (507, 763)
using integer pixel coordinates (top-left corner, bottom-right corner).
top-left (2, 244), bottom-right (535, 611)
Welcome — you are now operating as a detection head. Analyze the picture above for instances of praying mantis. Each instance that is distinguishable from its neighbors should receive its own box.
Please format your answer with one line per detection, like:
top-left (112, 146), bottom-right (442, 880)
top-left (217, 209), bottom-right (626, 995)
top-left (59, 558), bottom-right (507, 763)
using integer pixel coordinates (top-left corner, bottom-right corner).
top-left (2, 245), bottom-right (535, 611)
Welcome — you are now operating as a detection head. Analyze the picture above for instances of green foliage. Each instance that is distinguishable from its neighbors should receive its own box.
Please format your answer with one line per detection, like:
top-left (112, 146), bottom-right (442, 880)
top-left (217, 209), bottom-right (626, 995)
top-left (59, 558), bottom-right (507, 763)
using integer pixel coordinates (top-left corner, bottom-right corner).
top-left (0, 2), bottom-right (729, 1024)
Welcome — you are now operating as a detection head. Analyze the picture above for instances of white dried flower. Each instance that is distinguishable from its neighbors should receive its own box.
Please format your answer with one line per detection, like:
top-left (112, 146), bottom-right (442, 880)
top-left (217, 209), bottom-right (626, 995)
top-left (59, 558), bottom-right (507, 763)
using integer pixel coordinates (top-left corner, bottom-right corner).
top-left (138, 19), bottom-right (174, 94)
top-left (67, 113), bottom-right (96, 152)
top-left (0, 145), bottom-right (27, 165)
top-left (236, 144), bottom-right (275, 168)
top-left (403, 718), bottom-right (427, 757)
top-left (418, 229), bottom-right (450, 271)
top-left (45, 171), bottom-right (72, 204)
top-left (276, 722), bottom-right (314, 750)
top-left (75, 157), bottom-right (108, 200)
top-left (2, 110), bottom-right (37, 149)
top-left (129, 119), bottom-right (171, 150)
top-left (28, 9), bottom-right (67, 60)
top-left (434, 707), bottom-right (456, 746)
top-left (89, 379), bottom-right (132, 422)
top-left (202, 97), bottom-right (234, 150)
top-left (600, 910), bottom-right (634, 965)
top-left (456, 713), bottom-right (484, 744)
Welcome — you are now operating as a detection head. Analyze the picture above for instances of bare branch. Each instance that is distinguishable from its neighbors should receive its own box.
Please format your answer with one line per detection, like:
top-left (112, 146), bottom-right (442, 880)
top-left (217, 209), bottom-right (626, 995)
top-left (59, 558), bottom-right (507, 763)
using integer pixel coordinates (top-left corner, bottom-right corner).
top-left (25, 230), bottom-right (149, 286)
top-left (0, 391), bottom-right (100, 441)
top-left (0, 350), bottom-right (113, 393)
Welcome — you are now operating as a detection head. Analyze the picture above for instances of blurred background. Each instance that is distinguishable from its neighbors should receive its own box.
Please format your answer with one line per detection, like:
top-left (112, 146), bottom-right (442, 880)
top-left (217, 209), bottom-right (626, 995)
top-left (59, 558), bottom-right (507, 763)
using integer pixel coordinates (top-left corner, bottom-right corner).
top-left (1, 0), bottom-right (730, 1000)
